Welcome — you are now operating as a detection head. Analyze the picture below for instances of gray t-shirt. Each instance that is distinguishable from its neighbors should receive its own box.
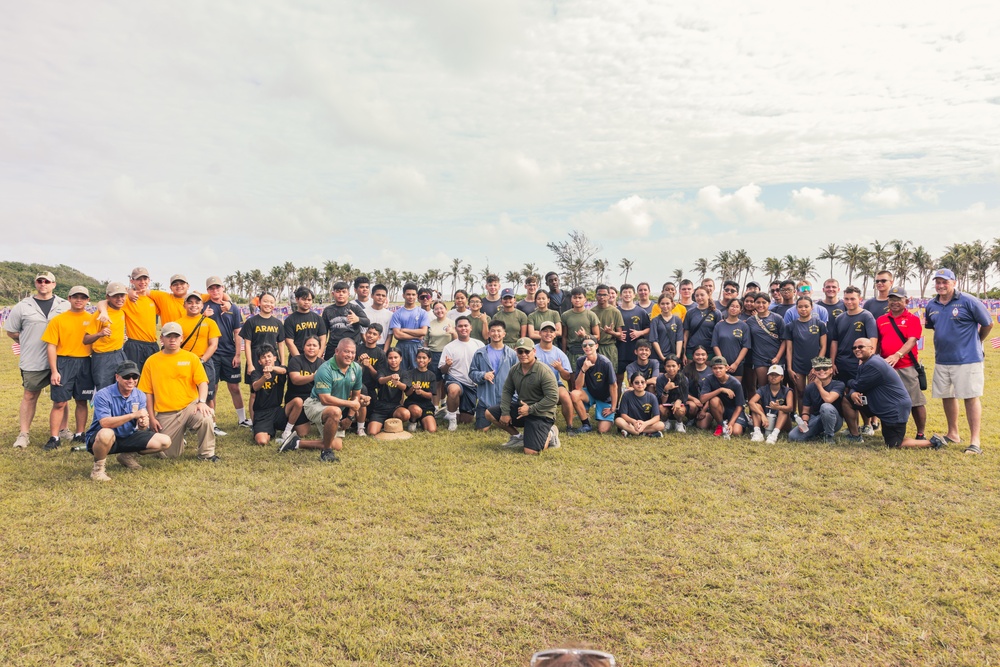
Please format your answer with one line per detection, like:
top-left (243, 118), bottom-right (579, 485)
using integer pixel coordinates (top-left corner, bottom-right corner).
top-left (4, 295), bottom-right (69, 371)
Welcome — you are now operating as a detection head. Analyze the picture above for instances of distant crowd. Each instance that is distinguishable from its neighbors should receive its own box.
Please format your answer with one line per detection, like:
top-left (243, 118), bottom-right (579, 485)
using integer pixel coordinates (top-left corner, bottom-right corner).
top-left (4, 266), bottom-right (993, 480)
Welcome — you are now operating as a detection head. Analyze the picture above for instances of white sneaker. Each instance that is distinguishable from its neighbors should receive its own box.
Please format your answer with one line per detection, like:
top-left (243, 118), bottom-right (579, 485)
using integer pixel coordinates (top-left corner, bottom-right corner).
top-left (675, 422), bottom-right (686, 434)
top-left (13, 433), bottom-right (29, 449)
top-left (765, 430), bottom-right (779, 444)
top-left (750, 429), bottom-right (764, 442)
top-left (356, 424), bottom-right (367, 437)
top-left (407, 422), bottom-right (417, 432)
top-left (548, 426), bottom-right (560, 449)
top-left (336, 429), bottom-right (346, 439)
top-left (447, 418), bottom-right (457, 432)
top-left (238, 419), bottom-right (253, 429)
top-left (213, 425), bottom-right (228, 436)
top-left (862, 424), bottom-right (875, 436)
top-left (663, 420), bottom-right (674, 432)
top-left (722, 421), bottom-right (731, 440)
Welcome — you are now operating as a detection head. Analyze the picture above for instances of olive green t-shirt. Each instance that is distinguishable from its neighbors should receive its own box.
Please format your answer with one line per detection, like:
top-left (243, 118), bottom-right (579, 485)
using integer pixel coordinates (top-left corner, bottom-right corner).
top-left (591, 305), bottom-right (624, 346)
top-left (561, 309), bottom-right (600, 351)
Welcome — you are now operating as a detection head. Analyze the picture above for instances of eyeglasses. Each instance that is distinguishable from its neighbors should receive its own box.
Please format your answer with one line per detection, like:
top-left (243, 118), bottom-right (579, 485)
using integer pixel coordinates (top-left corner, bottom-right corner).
top-left (531, 649), bottom-right (617, 666)
top-left (36, 279), bottom-right (52, 284)
top-left (875, 279), bottom-right (889, 284)
top-left (121, 374), bottom-right (140, 381)
top-left (516, 349), bottom-right (533, 355)
top-left (723, 288), bottom-right (737, 293)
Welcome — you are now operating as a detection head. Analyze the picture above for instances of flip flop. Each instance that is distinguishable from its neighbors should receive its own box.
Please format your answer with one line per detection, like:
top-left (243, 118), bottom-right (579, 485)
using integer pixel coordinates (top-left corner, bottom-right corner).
top-left (964, 444), bottom-right (982, 455)
top-left (944, 436), bottom-right (960, 445)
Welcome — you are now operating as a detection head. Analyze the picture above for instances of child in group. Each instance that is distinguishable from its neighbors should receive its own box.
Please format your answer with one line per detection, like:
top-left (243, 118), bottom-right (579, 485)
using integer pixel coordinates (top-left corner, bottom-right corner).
top-left (624, 339), bottom-right (659, 391)
top-left (655, 354), bottom-right (689, 433)
top-left (650, 294), bottom-right (683, 364)
top-left (279, 336), bottom-right (324, 444)
top-left (249, 345), bottom-right (287, 446)
top-left (367, 348), bottom-right (411, 436)
top-left (697, 355), bottom-right (746, 438)
top-left (712, 299), bottom-right (752, 381)
top-left (683, 346), bottom-right (713, 426)
top-left (748, 364), bottom-right (795, 444)
top-left (466, 294), bottom-right (490, 344)
top-left (403, 348), bottom-right (438, 432)
top-left (615, 373), bottom-right (664, 437)
top-left (784, 296), bottom-right (828, 406)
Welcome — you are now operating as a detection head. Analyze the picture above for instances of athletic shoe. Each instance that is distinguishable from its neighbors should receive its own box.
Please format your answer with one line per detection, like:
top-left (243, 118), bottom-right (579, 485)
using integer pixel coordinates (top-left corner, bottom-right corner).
top-left (356, 424), bottom-right (367, 437)
top-left (646, 431), bottom-right (664, 438)
top-left (279, 434), bottom-right (300, 453)
top-left (845, 434), bottom-right (864, 444)
top-left (72, 432), bottom-right (85, 443)
top-left (674, 422), bottom-right (686, 434)
top-left (44, 436), bottom-right (60, 450)
top-left (502, 433), bottom-right (524, 448)
top-left (198, 455), bottom-right (221, 463)
top-left (239, 419), bottom-right (253, 429)
top-left (13, 433), bottom-right (29, 449)
top-left (435, 405), bottom-right (448, 418)
top-left (117, 452), bottom-right (142, 470)
top-left (91, 467), bottom-right (111, 482)
top-left (336, 430), bottom-right (346, 440)
top-left (407, 422), bottom-right (417, 433)
top-left (765, 430), bottom-right (779, 444)
top-left (447, 418), bottom-right (457, 432)
top-left (548, 426), bottom-right (561, 449)
top-left (621, 429), bottom-right (630, 438)
top-left (713, 425), bottom-right (724, 437)
top-left (823, 434), bottom-right (836, 444)
top-left (58, 428), bottom-right (73, 442)
top-left (579, 423), bottom-right (593, 433)
top-left (750, 429), bottom-right (765, 442)
top-left (213, 425), bottom-right (228, 436)
top-left (567, 427), bottom-right (585, 435)
top-left (929, 435), bottom-right (947, 450)
top-left (320, 449), bottom-right (339, 463)
top-left (861, 424), bottom-right (875, 436)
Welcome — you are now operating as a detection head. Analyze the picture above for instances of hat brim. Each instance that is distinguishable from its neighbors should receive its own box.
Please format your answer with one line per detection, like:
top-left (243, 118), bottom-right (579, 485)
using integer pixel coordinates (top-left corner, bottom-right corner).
top-left (374, 431), bottom-right (412, 441)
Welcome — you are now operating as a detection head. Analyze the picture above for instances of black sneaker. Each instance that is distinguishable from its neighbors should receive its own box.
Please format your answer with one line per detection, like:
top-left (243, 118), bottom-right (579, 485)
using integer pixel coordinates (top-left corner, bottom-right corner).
top-left (320, 449), bottom-right (339, 463)
top-left (44, 436), bottom-right (60, 450)
top-left (199, 454), bottom-right (221, 463)
top-left (278, 434), bottom-right (300, 453)
top-left (72, 432), bottom-right (85, 443)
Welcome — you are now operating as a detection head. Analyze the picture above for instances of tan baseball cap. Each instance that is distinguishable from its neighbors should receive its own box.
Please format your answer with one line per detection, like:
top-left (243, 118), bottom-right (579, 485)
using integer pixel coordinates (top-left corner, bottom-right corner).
top-left (68, 285), bottom-right (90, 297)
top-left (515, 337), bottom-right (535, 352)
top-left (205, 275), bottom-right (224, 289)
top-left (130, 267), bottom-right (150, 280)
top-left (106, 282), bottom-right (128, 296)
top-left (35, 271), bottom-right (56, 282)
top-left (161, 322), bottom-right (183, 336)
top-left (169, 274), bottom-right (188, 285)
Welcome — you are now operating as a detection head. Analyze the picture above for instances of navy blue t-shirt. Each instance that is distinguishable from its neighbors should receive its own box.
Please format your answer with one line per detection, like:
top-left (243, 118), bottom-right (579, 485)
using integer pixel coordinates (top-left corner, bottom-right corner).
top-left (684, 307), bottom-right (723, 354)
top-left (711, 319), bottom-right (752, 370)
top-left (800, 380), bottom-right (845, 418)
top-left (783, 318), bottom-right (827, 374)
top-left (829, 310), bottom-right (878, 370)
top-left (575, 354), bottom-right (617, 401)
top-left (755, 384), bottom-right (792, 415)
top-left (701, 374), bottom-right (744, 412)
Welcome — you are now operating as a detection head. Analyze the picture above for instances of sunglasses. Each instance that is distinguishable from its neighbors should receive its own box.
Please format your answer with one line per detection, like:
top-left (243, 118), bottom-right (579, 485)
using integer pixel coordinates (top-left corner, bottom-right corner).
top-left (723, 288), bottom-right (737, 293)
top-left (36, 279), bottom-right (52, 284)
top-left (516, 349), bottom-right (533, 355)
top-left (852, 345), bottom-right (868, 350)
top-left (419, 295), bottom-right (431, 299)
top-left (582, 343), bottom-right (597, 348)
top-left (875, 279), bottom-right (889, 284)
top-left (121, 374), bottom-right (140, 381)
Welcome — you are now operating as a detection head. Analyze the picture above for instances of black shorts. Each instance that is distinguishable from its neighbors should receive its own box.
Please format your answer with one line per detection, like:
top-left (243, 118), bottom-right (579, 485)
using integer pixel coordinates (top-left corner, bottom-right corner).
top-left (86, 429), bottom-right (156, 454)
top-left (486, 403), bottom-right (555, 452)
top-left (252, 407), bottom-right (288, 436)
top-left (51, 356), bottom-right (94, 403)
top-left (368, 401), bottom-right (400, 424)
top-left (444, 380), bottom-right (477, 414)
top-left (404, 398), bottom-right (435, 415)
top-left (210, 355), bottom-right (242, 385)
top-left (202, 360), bottom-right (218, 401)
top-left (124, 339), bottom-right (161, 370)
top-left (881, 421), bottom-right (907, 448)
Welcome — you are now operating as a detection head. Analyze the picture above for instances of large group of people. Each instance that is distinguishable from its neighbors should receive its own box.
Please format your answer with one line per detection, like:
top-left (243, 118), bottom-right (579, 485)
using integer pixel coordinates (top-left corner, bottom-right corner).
top-left (3, 265), bottom-right (993, 480)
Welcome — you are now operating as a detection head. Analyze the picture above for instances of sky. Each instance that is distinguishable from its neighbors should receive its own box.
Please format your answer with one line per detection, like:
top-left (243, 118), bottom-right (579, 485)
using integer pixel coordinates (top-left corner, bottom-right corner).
top-left (2, 0), bottom-right (999, 294)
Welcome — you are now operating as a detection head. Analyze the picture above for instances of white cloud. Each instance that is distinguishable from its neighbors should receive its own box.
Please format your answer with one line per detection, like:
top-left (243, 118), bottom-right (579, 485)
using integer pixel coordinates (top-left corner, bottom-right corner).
top-left (365, 166), bottom-right (434, 208)
top-left (791, 187), bottom-right (845, 220)
top-left (862, 186), bottom-right (909, 209)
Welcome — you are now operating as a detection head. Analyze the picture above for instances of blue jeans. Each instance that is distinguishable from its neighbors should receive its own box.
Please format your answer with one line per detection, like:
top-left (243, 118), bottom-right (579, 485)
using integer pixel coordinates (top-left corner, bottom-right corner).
top-left (789, 403), bottom-right (843, 441)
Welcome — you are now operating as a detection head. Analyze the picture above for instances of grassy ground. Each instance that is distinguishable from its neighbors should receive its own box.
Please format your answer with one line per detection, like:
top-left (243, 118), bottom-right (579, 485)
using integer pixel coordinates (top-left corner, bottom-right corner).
top-left (1, 340), bottom-right (998, 666)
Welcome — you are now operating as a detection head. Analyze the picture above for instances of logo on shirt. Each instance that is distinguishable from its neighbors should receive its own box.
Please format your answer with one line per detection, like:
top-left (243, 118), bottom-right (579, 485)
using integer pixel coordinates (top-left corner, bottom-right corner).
top-left (177, 361), bottom-right (191, 366)
top-left (852, 321), bottom-right (865, 332)
top-left (952, 307), bottom-right (959, 317)
top-left (732, 328), bottom-right (743, 338)
top-left (808, 324), bottom-right (820, 335)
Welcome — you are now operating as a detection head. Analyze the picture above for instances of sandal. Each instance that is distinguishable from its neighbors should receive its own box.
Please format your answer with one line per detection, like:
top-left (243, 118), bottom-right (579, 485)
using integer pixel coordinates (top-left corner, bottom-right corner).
top-left (964, 444), bottom-right (982, 455)
top-left (944, 436), bottom-right (961, 445)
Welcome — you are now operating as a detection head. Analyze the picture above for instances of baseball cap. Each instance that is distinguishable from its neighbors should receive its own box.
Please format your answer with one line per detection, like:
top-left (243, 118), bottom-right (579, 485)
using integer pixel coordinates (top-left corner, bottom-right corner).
top-left (68, 285), bottom-right (90, 297)
top-left (501, 288), bottom-right (516, 298)
top-left (35, 271), bottom-right (56, 282)
top-left (161, 322), bottom-right (183, 336)
top-left (169, 274), bottom-right (188, 285)
top-left (746, 281), bottom-right (761, 289)
top-left (811, 356), bottom-right (833, 369)
top-left (710, 355), bottom-right (728, 366)
top-left (766, 364), bottom-right (784, 376)
top-left (106, 282), bottom-right (128, 296)
top-left (538, 321), bottom-right (557, 330)
top-left (514, 337), bottom-right (535, 351)
top-left (932, 268), bottom-right (956, 281)
top-left (115, 360), bottom-right (141, 377)
top-left (887, 287), bottom-right (908, 299)
top-left (205, 275), bottom-right (224, 289)
top-left (185, 292), bottom-right (203, 302)
top-left (130, 267), bottom-right (150, 280)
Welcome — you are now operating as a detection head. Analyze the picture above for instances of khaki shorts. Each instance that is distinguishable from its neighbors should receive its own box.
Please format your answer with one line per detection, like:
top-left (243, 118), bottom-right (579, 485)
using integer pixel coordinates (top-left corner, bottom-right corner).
top-left (21, 369), bottom-right (51, 392)
top-left (895, 366), bottom-right (927, 407)
top-left (303, 397), bottom-right (330, 429)
top-left (931, 362), bottom-right (984, 400)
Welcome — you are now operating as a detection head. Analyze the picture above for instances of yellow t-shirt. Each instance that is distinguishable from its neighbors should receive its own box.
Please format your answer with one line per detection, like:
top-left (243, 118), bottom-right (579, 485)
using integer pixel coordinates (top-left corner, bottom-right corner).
top-left (652, 303), bottom-right (688, 321)
top-left (149, 290), bottom-right (188, 325)
top-left (123, 294), bottom-right (159, 342)
top-left (40, 310), bottom-right (93, 358)
top-left (138, 349), bottom-right (208, 413)
top-left (88, 306), bottom-right (126, 353)
top-left (177, 313), bottom-right (222, 358)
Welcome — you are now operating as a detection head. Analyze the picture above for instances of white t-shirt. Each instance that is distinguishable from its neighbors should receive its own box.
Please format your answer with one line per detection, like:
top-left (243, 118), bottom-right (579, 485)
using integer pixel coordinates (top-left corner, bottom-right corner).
top-left (366, 305), bottom-right (394, 346)
top-left (439, 338), bottom-right (485, 386)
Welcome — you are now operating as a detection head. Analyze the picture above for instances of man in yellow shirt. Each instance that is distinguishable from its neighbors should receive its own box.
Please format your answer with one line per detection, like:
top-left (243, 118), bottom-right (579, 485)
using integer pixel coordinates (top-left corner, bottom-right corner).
top-left (40, 285), bottom-right (95, 449)
top-left (137, 322), bottom-right (218, 461)
top-left (86, 282), bottom-right (128, 392)
top-left (121, 267), bottom-right (162, 369)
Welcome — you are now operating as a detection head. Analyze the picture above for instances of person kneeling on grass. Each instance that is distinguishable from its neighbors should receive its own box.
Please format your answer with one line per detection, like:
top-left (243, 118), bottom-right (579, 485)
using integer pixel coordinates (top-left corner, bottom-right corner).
top-left (87, 360), bottom-right (171, 481)
top-left (697, 356), bottom-right (745, 438)
top-left (845, 338), bottom-right (947, 450)
top-left (569, 337), bottom-right (618, 434)
top-left (655, 355), bottom-right (689, 433)
top-left (281, 338), bottom-right (369, 462)
top-left (402, 348), bottom-right (438, 433)
top-left (485, 338), bottom-right (560, 454)
top-left (748, 364), bottom-right (794, 444)
top-left (248, 345), bottom-right (288, 446)
top-left (788, 357), bottom-right (843, 444)
top-left (615, 373), bottom-right (664, 438)
top-left (366, 348), bottom-right (412, 436)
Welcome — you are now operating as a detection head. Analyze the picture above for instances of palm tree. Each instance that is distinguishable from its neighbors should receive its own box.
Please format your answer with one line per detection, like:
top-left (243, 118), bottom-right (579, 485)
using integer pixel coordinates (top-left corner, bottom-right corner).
top-left (838, 244), bottom-right (864, 287)
top-left (888, 240), bottom-right (913, 288)
top-left (322, 261), bottom-right (340, 291)
top-left (592, 259), bottom-right (608, 286)
top-left (911, 245), bottom-right (934, 297)
top-left (505, 270), bottom-right (522, 292)
top-left (712, 251), bottom-right (735, 282)
top-left (817, 243), bottom-right (839, 279)
top-left (791, 257), bottom-right (819, 283)
top-left (870, 240), bottom-right (891, 273)
top-left (461, 265), bottom-right (474, 292)
top-left (618, 258), bottom-right (635, 284)
top-left (449, 258), bottom-right (463, 295)
top-left (693, 258), bottom-right (710, 282)
top-left (521, 263), bottom-right (539, 282)
top-left (282, 261), bottom-right (297, 302)
top-left (670, 269), bottom-right (684, 284)
top-left (762, 257), bottom-right (783, 284)
top-left (856, 250), bottom-right (875, 297)
top-left (732, 249), bottom-right (754, 286)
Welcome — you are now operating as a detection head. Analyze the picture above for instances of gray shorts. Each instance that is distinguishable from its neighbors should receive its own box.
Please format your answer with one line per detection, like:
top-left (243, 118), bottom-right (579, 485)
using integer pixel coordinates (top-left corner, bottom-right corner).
top-left (91, 349), bottom-right (127, 393)
top-left (895, 365), bottom-right (926, 407)
top-left (931, 362), bottom-right (984, 400)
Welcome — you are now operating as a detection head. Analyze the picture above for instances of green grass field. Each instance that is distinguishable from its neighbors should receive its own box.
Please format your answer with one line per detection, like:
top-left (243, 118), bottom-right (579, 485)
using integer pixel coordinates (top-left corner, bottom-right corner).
top-left (1, 340), bottom-right (998, 666)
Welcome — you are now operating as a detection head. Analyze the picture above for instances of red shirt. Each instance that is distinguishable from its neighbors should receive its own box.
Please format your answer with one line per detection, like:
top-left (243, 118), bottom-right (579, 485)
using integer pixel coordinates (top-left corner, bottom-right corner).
top-left (877, 311), bottom-right (922, 368)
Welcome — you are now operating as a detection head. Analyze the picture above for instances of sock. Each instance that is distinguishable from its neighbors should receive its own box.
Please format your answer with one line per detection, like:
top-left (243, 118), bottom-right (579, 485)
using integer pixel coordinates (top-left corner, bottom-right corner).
top-left (446, 410), bottom-right (458, 420)
top-left (236, 408), bottom-right (246, 421)
top-left (581, 418), bottom-right (591, 427)
top-left (282, 424), bottom-right (293, 438)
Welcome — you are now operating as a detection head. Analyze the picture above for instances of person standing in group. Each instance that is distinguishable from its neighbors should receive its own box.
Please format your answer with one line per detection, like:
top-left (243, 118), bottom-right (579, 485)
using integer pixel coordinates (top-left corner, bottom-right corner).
top-left (40, 285), bottom-right (95, 449)
top-left (517, 275), bottom-right (539, 315)
top-left (387, 282), bottom-right (430, 371)
top-left (924, 268), bottom-right (994, 454)
top-left (561, 287), bottom-right (600, 369)
top-left (321, 281), bottom-right (369, 361)
top-left (591, 285), bottom-right (624, 371)
top-left (876, 287), bottom-right (929, 439)
top-left (284, 287), bottom-right (327, 358)
top-left (203, 276), bottom-right (247, 433)
top-left (86, 282), bottom-right (129, 392)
